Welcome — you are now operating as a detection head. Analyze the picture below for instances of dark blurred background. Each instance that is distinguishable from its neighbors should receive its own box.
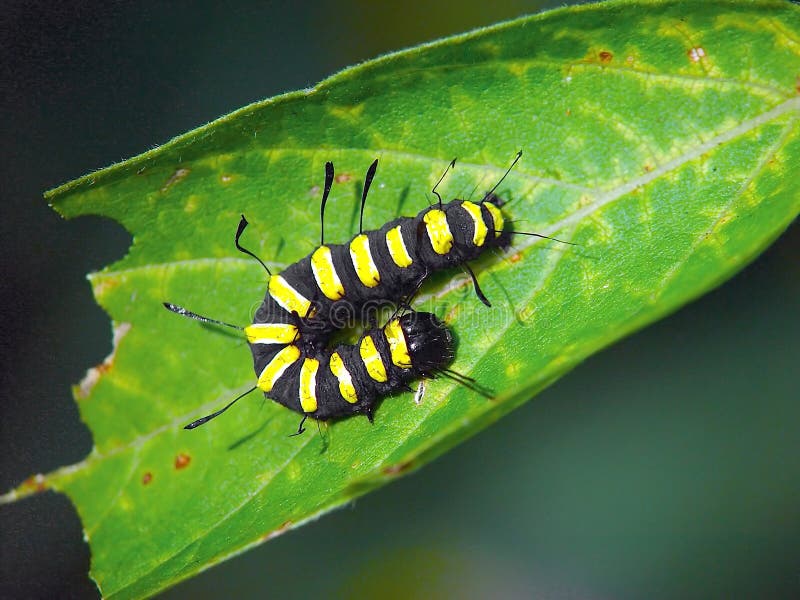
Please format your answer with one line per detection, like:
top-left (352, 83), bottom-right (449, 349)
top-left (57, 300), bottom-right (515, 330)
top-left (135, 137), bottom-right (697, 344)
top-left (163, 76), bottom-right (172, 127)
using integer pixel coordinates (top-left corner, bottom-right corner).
top-left (1, 1), bottom-right (798, 598)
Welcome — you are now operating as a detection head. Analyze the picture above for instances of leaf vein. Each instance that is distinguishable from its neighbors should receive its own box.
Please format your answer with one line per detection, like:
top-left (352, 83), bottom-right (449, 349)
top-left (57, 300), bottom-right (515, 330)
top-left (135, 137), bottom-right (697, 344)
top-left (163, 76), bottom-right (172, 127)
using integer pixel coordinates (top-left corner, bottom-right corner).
top-left (650, 114), bottom-right (798, 301)
top-left (515, 96), bottom-right (799, 250)
top-left (85, 445), bottom-right (144, 537)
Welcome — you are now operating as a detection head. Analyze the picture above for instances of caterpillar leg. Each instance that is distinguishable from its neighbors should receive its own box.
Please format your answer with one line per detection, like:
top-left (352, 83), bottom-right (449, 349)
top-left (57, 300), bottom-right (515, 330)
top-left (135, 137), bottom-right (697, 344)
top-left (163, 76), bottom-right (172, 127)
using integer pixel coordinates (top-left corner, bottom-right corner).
top-left (289, 415), bottom-right (308, 437)
top-left (462, 262), bottom-right (491, 307)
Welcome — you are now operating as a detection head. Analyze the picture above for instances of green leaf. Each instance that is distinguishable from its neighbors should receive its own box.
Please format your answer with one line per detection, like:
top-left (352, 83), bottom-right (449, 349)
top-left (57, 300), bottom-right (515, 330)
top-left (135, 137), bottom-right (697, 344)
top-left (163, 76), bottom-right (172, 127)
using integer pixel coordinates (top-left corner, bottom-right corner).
top-left (5, 0), bottom-right (799, 597)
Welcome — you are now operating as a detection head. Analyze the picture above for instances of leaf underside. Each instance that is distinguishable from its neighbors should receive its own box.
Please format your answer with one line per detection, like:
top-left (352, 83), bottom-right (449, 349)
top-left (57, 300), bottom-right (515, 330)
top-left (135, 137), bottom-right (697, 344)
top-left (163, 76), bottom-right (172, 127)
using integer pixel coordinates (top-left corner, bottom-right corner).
top-left (11, 0), bottom-right (800, 597)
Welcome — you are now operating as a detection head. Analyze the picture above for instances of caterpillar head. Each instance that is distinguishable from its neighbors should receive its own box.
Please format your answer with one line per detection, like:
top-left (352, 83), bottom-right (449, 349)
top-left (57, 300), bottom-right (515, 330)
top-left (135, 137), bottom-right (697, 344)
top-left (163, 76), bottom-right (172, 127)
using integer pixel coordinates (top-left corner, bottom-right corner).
top-left (398, 312), bottom-right (455, 376)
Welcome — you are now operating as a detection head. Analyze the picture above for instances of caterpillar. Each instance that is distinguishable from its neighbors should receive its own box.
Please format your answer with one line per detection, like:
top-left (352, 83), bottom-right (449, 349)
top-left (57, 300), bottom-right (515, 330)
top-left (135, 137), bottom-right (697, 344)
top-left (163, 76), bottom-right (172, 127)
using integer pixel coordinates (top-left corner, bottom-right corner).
top-left (246, 152), bottom-right (569, 355)
top-left (251, 157), bottom-right (515, 354)
top-left (165, 304), bottom-right (463, 432)
top-left (166, 154), bottom-right (564, 430)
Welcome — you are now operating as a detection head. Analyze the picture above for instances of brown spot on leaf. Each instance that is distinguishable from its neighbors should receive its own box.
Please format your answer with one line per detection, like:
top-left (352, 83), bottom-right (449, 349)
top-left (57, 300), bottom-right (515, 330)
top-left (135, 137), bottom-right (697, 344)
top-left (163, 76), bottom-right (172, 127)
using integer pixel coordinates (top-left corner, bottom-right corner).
top-left (383, 460), bottom-right (414, 476)
top-left (161, 167), bottom-right (191, 192)
top-left (96, 361), bottom-right (113, 376)
top-left (565, 108), bottom-right (571, 117)
top-left (509, 252), bottom-right (522, 263)
top-left (174, 453), bottom-right (191, 469)
top-left (261, 520), bottom-right (293, 542)
top-left (142, 472), bottom-right (153, 485)
top-left (93, 276), bottom-right (120, 298)
top-left (76, 323), bottom-right (132, 400)
top-left (643, 164), bottom-right (653, 173)
top-left (22, 474), bottom-right (48, 494)
top-left (796, 75), bottom-right (800, 94)
top-left (598, 51), bottom-right (613, 63)
top-left (445, 302), bottom-right (462, 324)
top-left (335, 173), bottom-right (352, 183)
top-left (687, 47), bottom-right (706, 63)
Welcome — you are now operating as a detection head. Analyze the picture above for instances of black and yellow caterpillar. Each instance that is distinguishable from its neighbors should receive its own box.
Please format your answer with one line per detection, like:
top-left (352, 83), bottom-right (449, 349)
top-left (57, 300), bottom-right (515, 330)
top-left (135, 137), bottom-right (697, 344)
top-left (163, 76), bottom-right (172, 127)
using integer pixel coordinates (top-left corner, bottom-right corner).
top-left (249, 158), bottom-right (516, 358)
top-left (165, 303), bottom-right (459, 431)
top-left (167, 155), bottom-right (541, 430)
top-left (243, 311), bottom-right (454, 424)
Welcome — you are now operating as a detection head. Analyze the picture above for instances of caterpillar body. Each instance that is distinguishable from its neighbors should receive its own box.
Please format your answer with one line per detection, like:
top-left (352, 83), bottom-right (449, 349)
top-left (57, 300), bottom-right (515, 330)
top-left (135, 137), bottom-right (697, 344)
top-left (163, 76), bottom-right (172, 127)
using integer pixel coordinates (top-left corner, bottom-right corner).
top-left (245, 311), bottom-right (454, 422)
top-left (253, 161), bottom-right (512, 356)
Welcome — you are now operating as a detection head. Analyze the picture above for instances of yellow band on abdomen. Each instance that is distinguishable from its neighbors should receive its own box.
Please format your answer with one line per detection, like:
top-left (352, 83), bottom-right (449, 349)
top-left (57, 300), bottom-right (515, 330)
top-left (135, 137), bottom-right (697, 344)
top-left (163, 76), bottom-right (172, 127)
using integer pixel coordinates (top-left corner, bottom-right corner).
top-left (384, 318), bottom-right (411, 368)
top-left (257, 345), bottom-right (301, 392)
top-left (244, 323), bottom-right (298, 345)
top-left (298, 357), bottom-right (319, 413)
top-left (311, 245), bottom-right (345, 300)
top-left (423, 209), bottom-right (454, 255)
top-left (385, 225), bottom-right (413, 268)
top-left (359, 334), bottom-right (388, 382)
top-left (461, 201), bottom-right (488, 247)
top-left (349, 234), bottom-right (381, 287)
top-left (484, 202), bottom-right (504, 238)
top-left (330, 352), bottom-right (358, 404)
top-left (268, 275), bottom-right (311, 316)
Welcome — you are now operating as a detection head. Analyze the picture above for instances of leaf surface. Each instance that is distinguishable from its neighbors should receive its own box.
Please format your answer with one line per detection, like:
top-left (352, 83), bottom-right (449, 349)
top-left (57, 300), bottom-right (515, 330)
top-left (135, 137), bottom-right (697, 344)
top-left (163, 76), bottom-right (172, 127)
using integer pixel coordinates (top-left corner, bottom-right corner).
top-left (7, 1), bottom-right (800, 597)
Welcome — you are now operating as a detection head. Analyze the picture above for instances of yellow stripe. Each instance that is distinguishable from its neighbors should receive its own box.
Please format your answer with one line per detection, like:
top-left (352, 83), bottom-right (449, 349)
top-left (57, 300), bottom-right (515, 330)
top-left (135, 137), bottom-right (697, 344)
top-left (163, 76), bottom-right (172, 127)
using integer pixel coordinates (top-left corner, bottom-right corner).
top-left (268, 275), bottom-right (311, 316)
top-left (485, 202), bottom-right (504, 238)
top-left (256, 345), bottom-right (301, 392)
top-left (461, 201), bottom-right (488, 247)
top-left (299, 357), bottom-right (319, 413)
top-left (423, 209), bottom-right (454, 255)
top-left (385, 225), bottom-right (413, 268)
top-left (359, 334), bottom-right (388, 382)
top-left (384, 318), bottom-right (411, 368)
top-left (349, 234), bottom-right (381, 287)
top-left (310, 245), bottom-right (345, 300)
top-left (330, 352), bottom-right (358, 404)
top-left (244, 323), bottom-right (298, 345)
